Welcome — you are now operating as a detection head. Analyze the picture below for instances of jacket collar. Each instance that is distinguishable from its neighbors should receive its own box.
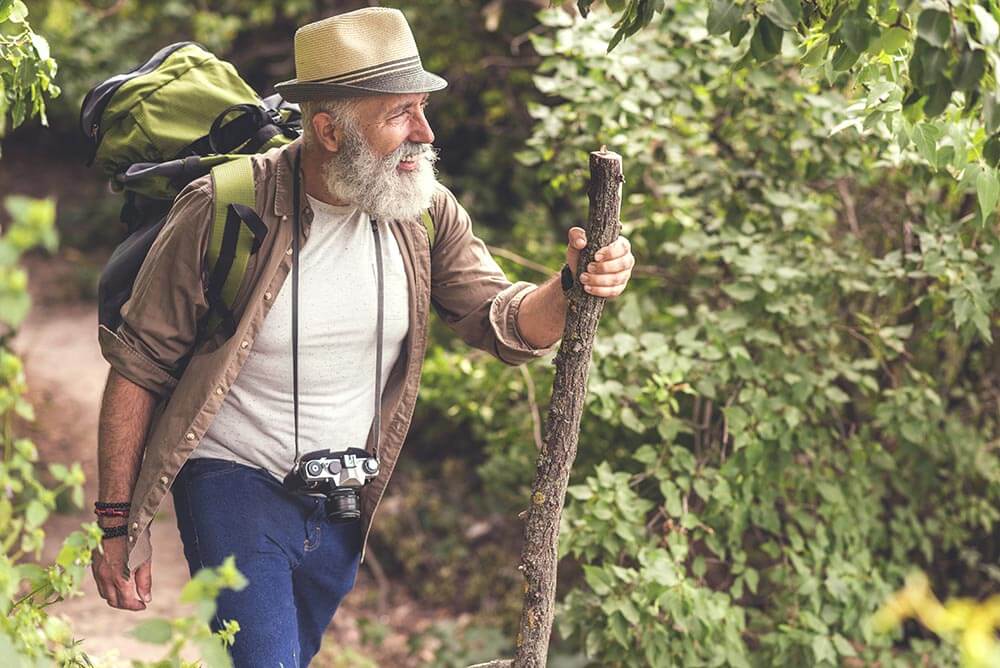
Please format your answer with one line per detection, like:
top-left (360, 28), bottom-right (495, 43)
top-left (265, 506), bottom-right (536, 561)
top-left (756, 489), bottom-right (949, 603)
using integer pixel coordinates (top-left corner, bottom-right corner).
top-left (273, 138), bottom-right (302, 219)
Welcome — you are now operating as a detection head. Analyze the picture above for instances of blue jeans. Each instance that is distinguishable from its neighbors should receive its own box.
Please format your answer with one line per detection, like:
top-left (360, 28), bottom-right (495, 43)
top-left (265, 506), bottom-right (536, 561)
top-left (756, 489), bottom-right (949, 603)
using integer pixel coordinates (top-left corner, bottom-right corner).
top-left (171, 457), bottom-right (362, 667)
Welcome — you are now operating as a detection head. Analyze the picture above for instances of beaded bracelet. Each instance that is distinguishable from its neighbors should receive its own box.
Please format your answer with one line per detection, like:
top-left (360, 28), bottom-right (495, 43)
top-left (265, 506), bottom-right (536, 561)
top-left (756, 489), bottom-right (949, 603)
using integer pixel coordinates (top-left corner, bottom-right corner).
top-left (101, 525), bottom-right (128, 539)
top-left (94, 501), bottom-right (131, 510)
top-left (94, 507), bottom-right (130, 518)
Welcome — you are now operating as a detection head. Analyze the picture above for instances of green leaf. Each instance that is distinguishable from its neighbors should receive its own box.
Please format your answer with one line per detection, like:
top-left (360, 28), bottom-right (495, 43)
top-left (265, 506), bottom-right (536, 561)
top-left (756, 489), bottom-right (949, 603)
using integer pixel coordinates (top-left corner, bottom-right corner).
top-left (707, 0), bottom-right (742, 36)
top-left (916, 9), bottom-right (951, 48)
top-left (801, 36), bottom-right (829, 66)
top-left (986, 92), bottom-right (1000, 134)
top-left (923, 81), bottom-right (953, 118)
top-left (984, 134), bottom-right (1000, 168)
top-left (832, 634), bottom-right (857, 657)
top-left (620, 407), bottom-right (645, 433)
top-left (953, 48), bottom-right (985, 92)
top-left (129, 618), bottom-right (173, 644)
top-left (195, 637), bottom-right (234, 668)
top-left (24, 499), bottom-right (46, 529)
top-left (912, 45), bottom-right (949, 90)
top-left (761, 0), bottom-right (801, 31)
top-left (812, 635), bottom-right (837, 664)
top-left (831, 44), bottom-right (861, 71)
top-left (29, 33), bottom-right (49, 61)
top-left (730, 20), bottom-right (751, 47)
top-left (972, 5), bottom-right (999, 46)
top-left (750, 16), bottom-right (783, 62)
top-left (633, 445), bottom-right (659, 465)
top-left (976, 166), bottom-right (999, 218)
top-left (723, 283), bottom-right (757, 302)
top-left (7, 0), bottom-right (26, 23)
top-left (839, 17), bottom-right (873, 54)
top-left (911, 123), bottom-right (941, 164)
top-left (881, 26), bottom-right (909, 54)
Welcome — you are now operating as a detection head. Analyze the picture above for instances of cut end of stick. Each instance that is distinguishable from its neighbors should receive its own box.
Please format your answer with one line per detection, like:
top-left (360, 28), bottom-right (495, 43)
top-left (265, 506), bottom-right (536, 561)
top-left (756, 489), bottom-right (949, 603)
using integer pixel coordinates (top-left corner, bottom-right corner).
top-left (592, 146), bottom-right (622, 162)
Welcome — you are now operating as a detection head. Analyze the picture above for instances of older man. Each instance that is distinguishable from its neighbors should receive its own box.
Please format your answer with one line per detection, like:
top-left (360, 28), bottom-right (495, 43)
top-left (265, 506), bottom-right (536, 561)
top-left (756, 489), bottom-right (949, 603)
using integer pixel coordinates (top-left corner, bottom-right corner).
top-left (91, 7), bottom-right (634, 666)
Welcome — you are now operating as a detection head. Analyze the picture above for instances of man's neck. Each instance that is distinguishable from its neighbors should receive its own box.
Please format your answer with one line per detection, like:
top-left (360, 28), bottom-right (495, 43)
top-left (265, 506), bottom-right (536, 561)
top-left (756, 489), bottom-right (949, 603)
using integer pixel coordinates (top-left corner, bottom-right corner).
top-left (300, 144), bottom-right (351, 207)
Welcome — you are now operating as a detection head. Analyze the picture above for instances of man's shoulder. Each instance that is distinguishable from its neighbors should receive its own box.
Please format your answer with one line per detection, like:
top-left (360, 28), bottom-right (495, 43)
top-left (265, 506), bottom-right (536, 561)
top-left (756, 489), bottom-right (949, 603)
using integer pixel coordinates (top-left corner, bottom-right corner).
top-left (429, 182), bottom-right (464, 226)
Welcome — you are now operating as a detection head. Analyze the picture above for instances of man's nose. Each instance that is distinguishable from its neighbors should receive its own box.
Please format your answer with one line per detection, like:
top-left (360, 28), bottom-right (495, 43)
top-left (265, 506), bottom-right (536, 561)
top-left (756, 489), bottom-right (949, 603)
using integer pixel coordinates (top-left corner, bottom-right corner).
top-left (409, 107), bottom-right (435, 145)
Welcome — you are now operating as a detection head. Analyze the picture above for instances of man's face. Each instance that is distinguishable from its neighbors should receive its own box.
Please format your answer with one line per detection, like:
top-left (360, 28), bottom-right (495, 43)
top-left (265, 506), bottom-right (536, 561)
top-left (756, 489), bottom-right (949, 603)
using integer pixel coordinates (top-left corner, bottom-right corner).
top-left (319, 92), bottom-right (439, 222)
top-left (353, 93), bottom-right (435, 168)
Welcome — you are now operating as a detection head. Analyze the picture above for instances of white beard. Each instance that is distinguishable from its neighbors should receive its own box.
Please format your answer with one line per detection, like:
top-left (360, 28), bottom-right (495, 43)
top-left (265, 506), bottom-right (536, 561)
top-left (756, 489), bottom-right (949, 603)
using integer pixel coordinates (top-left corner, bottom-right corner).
top-left (321, 125), bottom-right (439, 222)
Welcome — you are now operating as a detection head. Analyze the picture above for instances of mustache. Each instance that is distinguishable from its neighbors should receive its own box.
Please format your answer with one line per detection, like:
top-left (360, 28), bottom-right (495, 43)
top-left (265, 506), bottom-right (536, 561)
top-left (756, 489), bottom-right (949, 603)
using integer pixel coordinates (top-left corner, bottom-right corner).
top-left (383, 141), bottom-right (439, 165)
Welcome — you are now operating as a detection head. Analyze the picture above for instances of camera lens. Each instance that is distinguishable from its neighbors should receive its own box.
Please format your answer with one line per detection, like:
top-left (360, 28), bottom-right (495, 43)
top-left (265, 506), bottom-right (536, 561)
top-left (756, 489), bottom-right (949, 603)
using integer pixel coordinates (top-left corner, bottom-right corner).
top-left (325, 489), bottom-right (360, 522)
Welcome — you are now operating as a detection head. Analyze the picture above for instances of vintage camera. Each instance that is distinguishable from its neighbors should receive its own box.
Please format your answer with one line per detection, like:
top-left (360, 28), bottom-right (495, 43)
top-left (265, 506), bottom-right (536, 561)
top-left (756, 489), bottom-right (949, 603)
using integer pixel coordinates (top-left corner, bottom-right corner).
top-left (282, 447), bottom-right (380, 522)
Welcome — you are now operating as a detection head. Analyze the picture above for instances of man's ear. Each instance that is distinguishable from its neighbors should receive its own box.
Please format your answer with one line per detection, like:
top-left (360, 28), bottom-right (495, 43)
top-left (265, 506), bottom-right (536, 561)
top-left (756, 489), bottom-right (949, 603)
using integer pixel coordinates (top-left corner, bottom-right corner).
top-left (310, 111), bottom-right (341, 153)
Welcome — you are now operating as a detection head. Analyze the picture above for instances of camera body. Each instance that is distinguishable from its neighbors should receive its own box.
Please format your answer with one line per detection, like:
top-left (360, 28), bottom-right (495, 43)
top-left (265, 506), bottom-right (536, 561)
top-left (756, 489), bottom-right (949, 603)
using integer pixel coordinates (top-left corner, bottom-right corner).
top-left (282, 447), bottom-right (379, 522)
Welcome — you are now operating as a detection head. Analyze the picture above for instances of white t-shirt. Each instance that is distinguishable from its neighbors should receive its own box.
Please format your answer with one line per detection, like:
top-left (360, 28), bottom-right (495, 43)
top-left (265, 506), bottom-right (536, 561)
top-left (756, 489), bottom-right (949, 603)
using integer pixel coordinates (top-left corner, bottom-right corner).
top-left (193, 195), bottom-right (410, 481)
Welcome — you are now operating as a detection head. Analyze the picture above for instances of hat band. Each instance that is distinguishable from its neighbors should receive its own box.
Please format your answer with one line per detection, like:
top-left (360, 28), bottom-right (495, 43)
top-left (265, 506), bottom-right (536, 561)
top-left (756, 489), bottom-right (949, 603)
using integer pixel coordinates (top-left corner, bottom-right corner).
top-left (309, 55), bottom-right (422, 86)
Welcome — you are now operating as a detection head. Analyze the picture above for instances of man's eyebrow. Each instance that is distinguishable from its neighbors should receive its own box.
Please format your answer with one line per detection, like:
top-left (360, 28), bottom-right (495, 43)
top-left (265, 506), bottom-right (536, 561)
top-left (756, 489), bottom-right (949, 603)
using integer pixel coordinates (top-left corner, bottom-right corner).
top-left (384, 96), bottom-right (429, 117)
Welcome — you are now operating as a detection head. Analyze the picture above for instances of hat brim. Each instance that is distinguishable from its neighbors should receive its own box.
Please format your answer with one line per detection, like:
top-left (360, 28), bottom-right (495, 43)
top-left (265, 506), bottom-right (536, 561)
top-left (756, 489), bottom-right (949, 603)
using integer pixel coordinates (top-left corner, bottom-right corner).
top-left (274, 69), bottom-right (447, 102)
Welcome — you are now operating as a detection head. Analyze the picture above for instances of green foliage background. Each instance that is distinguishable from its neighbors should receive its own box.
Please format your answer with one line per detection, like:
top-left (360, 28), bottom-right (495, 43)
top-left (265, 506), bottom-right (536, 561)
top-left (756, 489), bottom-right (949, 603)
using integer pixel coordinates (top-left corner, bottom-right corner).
top-left (2, 0), bottom-right (999, 666)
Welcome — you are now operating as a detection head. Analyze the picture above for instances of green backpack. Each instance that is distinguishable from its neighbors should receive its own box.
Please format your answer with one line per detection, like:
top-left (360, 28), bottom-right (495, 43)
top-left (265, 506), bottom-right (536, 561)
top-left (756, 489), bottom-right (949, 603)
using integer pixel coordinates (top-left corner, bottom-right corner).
top-left (84, 41), bottom-right (300, 340)
top-left (85, 41), bottom-right (436, 345)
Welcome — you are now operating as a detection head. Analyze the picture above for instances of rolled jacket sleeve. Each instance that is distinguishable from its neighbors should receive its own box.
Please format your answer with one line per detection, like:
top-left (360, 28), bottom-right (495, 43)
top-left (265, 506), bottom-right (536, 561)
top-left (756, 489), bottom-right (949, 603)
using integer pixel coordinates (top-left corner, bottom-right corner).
top-left (98, 182), bottom-right (214, 397)
top-left (429, 184), bottom-right (556, 365)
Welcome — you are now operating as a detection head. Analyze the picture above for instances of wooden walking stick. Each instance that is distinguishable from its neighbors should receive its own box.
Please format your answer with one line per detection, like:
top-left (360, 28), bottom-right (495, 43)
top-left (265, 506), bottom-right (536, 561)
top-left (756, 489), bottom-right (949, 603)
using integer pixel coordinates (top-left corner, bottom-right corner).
top-left (471, 147), bottom-right (624, 668)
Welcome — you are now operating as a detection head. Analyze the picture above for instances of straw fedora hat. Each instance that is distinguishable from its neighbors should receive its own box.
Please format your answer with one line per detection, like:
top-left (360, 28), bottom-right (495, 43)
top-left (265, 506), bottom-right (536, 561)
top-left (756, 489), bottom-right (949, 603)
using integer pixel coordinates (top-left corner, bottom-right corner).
top-left (274, 7), bottom-right (447, 101)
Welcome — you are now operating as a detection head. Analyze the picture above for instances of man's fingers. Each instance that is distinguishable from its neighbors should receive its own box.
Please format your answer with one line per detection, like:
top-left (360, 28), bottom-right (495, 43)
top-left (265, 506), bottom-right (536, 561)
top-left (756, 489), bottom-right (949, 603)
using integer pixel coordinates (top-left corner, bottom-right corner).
top-left (103, 581), bottom-right (119, 608)
top-left (568, 227), bottom-right (587, 249)
top-left (582, 283), bottom-right (627, 298)
top-left (594, 236), bottom-right (631, 261)
top-left (580, 269), bottom-right (631, 287)
top-left (135, 560), bottom-right (152, 603)
top-left (112, 578), bottom-right (146, 611)
top-left (586, 253), bottom-right (635, 275)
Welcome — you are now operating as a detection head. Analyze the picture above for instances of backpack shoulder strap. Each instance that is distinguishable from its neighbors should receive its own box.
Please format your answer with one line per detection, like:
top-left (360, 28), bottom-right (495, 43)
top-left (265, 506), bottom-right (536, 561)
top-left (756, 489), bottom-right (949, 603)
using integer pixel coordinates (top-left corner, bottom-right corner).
top-left (421, 209), bottom-right (435, 251)
top-left (202, 155), bottom-right (265, 338)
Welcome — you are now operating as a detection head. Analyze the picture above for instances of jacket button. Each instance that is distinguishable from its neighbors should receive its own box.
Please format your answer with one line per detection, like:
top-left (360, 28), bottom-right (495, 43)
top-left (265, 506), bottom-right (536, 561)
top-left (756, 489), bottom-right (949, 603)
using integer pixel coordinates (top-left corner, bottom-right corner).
top-left (128, 535), bottom-right (135, 542)
top-left (286, 246), bottom-right (293, 255)
top-left (240, 340), bottom-right (250, 349)
top-left (264, 291), bottom-right (273, 301)
top-left (215, 386), bottom-right (224, 396)
top-left (185, 432), bottom-right (195, 441)
top-left (160, 475), bottom-right (169, 485)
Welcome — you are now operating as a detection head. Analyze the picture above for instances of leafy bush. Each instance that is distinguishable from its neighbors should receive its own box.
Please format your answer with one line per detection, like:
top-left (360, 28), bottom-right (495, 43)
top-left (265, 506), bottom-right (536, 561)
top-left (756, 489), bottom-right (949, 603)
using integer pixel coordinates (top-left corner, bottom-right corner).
top-left (1, 7), bottom-right (245, 667)
top-left (413, 5), bottom-right (1000, 666)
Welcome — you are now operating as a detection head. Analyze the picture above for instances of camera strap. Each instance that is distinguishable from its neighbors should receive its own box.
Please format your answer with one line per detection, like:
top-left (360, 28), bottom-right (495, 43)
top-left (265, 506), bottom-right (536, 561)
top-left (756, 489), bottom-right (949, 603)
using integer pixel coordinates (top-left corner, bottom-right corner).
top-left (290, 150), bottom-right (385, 467)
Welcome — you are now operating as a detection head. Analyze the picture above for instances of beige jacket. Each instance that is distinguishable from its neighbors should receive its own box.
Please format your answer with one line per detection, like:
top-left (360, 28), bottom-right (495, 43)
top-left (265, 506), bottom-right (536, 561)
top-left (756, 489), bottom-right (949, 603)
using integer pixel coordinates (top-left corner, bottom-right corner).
top-left (99, 139), bottom-right (553, 572)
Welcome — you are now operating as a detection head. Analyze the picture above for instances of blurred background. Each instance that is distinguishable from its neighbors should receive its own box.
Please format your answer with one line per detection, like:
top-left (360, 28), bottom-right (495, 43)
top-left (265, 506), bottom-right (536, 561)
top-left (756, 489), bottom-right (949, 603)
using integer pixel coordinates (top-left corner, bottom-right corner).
top-left (2, 0), bottom-right (999, 666)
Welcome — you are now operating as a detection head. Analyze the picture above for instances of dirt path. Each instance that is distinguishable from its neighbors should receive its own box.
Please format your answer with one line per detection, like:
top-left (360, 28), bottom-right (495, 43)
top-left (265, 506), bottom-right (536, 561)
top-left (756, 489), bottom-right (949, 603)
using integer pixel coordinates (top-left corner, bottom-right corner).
top-left (15, 300), bottom-right (198, 663)
top-left (12, 271), bottom-right (443, 666)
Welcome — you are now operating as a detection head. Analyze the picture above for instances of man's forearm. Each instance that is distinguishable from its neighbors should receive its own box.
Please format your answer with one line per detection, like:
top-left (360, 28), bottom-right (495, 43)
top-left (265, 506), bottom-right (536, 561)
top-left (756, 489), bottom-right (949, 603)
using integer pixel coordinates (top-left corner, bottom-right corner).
top-left (97, 369), bottom-right (158, 506)
top-left (516, 274), bottom-right (568, 349)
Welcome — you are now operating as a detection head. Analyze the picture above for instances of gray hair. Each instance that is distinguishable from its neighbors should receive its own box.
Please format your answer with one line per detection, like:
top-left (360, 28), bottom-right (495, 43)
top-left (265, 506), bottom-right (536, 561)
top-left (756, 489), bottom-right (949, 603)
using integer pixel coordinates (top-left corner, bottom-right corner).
top-left (299, 98), bottom-right (361, 148)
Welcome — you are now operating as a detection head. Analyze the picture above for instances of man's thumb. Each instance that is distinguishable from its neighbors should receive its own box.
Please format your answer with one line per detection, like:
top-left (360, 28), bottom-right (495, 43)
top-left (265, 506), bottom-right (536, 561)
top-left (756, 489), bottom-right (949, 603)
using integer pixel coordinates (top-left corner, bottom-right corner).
top-left (135, 559), bottom-right (153, 603)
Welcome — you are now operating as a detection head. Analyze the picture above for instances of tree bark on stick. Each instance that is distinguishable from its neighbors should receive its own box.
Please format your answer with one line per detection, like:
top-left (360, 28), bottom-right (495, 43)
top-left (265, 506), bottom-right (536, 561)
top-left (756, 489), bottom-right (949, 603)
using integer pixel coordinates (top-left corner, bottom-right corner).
top-left (470, 148), bottom-right (624, 668)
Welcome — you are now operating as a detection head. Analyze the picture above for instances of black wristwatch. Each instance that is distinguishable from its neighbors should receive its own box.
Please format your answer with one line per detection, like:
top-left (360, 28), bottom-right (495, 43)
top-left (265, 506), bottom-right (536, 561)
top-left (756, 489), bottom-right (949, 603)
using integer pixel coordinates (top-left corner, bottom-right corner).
top-left (560, 264), bottom-right (574, 292)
